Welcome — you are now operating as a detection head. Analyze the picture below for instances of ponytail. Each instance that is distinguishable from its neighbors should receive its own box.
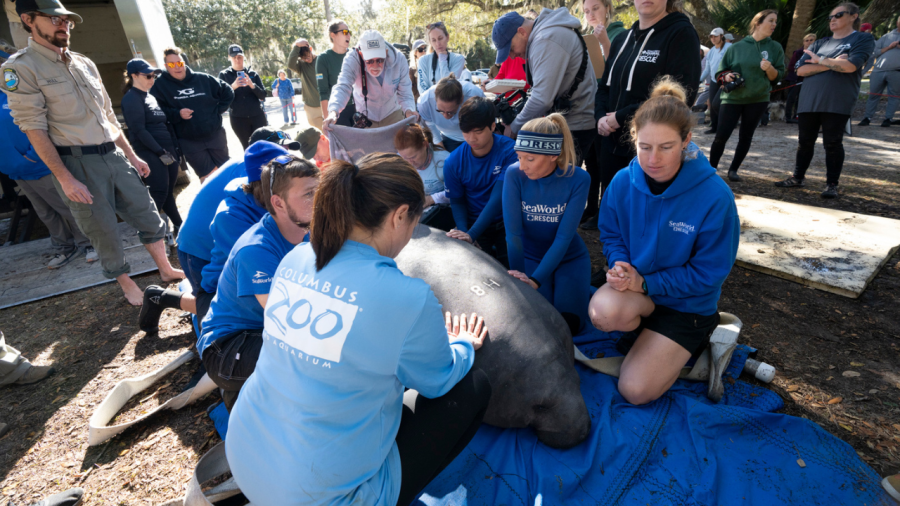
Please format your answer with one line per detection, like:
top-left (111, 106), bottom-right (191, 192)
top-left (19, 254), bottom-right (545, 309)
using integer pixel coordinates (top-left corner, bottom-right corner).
top-left (519, 113), bottom-right (577, 176)
top-left (311, 153), bottom-right (425, 270)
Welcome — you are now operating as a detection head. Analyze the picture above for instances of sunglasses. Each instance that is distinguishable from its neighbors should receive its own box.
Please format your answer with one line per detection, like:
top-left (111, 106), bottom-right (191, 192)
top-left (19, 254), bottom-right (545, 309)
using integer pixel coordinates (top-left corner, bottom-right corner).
top-left (332, 29), bottom-right (352, 36)
top-left (426, 21), bottom-right (445, 30)
top-left (36, 14), bottom-right (74, 29)
top-left (166, 61), bottom-right (185, 68)
top-left (416, 46), bottom-right (427, 53)
top-left (268, 154), bottom-right (293, 197)
top-left (365, 58), bottom-right (385, 65)
top-left (140, 73), bottom-right (157, 80)
top-left (828, 11), bottom-right (849, 20)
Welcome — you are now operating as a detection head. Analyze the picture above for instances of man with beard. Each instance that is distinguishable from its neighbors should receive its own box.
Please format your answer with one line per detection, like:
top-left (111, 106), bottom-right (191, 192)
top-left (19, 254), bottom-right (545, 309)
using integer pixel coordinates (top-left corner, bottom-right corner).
top-left (1, 0), bottom-right (184, 306)
top-left (198, 150), bottom-right (319, 409)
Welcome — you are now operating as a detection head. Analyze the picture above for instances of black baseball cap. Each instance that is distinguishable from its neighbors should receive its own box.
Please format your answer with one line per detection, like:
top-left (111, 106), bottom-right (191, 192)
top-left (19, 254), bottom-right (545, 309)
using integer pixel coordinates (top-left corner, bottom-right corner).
top-left (228, 44), bottom-right (244, 57)
top-left (126, 58), bottom-right (162, 76)
top-left (250, 127), bottom-right (301, 151)
top-left (16, 0), bottom-right (83, 23)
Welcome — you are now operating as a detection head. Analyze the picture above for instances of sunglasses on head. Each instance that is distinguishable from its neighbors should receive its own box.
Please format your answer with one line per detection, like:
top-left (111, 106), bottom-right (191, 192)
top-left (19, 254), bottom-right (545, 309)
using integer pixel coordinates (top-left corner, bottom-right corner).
top-left (365, 58), bottom-right (385, 65)
top-left (416, 46), bottom-right (427, 53)
top-left (267, 131), bottom-right (289, 143)
top-left (36, 14), bottom-right (74, 29)
top-left (332, 29), bottom-right (352, 36)
top-left (166, 61), bottom-right (185, 68)
top-left (426, 21), bottom-right (445, 30)
top-left (828, 11), bottom-right (849, 20)
top-left (268, 154), bottom-right (294, 197)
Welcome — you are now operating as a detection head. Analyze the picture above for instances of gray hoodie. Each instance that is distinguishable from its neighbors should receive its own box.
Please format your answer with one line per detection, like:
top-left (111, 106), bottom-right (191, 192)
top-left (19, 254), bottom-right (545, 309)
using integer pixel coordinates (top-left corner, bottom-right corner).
top-left (328, 43), bottom-right (415, 122)
top-left (873, 30), bottom-right (900, 73)
top-left (513, 7), bottom-right (597, 133)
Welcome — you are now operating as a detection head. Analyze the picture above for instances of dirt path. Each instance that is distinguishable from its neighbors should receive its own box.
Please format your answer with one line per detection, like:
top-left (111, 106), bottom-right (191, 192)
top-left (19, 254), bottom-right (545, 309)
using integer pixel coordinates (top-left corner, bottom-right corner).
top-left (0, 110), bottom-right (898, 505)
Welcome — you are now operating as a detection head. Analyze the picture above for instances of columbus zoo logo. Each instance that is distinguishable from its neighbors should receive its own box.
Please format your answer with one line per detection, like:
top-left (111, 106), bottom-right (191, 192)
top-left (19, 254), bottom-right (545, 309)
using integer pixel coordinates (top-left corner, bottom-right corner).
top-left (263, 271), bottom-right (359, 366)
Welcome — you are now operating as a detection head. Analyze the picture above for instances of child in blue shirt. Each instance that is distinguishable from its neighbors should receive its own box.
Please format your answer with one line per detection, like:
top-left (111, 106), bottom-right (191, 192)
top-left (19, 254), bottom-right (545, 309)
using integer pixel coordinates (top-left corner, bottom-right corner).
top-left (226, 153), bottom-right (491, 506)
top-left (198, 154), bottom-right (319, 408)
top-left (588, 78), bottom-right (739, 406)
top-left (503, 114), bottom-right (591, 330)
top-left (444, 97), bottom-right (517, 266)
top-left (271, 70), bottom-right (297, 124)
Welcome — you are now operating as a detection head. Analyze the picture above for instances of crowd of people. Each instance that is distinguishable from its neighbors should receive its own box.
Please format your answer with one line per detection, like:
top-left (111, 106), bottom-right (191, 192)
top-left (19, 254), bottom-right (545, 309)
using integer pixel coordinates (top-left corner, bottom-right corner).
top-left (2, 0), bottom-right (899, 503)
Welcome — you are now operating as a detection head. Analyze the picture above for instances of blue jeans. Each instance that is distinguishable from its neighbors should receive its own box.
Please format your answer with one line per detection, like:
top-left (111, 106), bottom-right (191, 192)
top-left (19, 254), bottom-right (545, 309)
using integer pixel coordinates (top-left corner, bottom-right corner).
top-left (280, 98), bottom-right (297, 123)
top-left (176, 248), bottom-right (209, 297)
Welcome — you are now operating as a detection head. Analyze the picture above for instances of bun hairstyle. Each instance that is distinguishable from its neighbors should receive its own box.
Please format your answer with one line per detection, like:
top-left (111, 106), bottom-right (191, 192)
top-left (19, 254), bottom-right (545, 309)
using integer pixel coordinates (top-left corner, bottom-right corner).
top-left (519, 113), bottom-right (577, 176)
top-left (836, 2), bottom-right (861, 30)
top-left (326, 19), bottom-right (348, 40)
top-left (394, 123), bottom-right (441, 152)
top-left (311, 153), bottom-right (425, 270)
top-left (435, 73), bottom-right (463, 105)
top-left (750, 9), bottom-right (778, 35)
top-left (629, 76), bottom-right (694, 145)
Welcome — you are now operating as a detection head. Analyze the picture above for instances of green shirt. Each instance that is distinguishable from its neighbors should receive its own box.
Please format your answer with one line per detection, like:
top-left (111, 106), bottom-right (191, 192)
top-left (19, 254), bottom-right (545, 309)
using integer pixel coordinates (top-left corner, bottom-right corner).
top-left (717, 36), bottom-right (785, 105)
top-left (316, 49), bottom-right (350, 105)
top-left (287, 46), bottom-right (321, 108)
top-left (606, 21), bottom-right (626, 45)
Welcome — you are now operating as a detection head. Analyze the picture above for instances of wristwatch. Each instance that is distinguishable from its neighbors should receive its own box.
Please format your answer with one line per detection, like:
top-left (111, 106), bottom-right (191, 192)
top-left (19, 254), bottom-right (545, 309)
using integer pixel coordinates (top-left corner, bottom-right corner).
top-left (641, 280), bottom-right (648, 294)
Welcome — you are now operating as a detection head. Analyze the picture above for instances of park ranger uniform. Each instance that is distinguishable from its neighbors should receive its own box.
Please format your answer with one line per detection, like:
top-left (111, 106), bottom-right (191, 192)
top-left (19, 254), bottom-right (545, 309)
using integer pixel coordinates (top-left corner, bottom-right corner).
top-left (1, 38), bottom-right (165, 279)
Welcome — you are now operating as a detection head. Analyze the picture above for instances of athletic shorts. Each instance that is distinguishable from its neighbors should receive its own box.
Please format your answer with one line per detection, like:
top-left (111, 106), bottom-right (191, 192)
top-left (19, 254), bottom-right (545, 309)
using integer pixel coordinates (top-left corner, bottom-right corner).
top-left (640, 305), bottom-right (720, 358)
top-left (179, 127), bottom-right (230, 178)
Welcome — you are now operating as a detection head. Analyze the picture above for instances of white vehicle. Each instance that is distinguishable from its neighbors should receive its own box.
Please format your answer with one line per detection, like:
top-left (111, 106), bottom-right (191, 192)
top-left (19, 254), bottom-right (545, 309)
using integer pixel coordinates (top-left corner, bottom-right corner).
top-left (471, 70), bottom-right (489, 84)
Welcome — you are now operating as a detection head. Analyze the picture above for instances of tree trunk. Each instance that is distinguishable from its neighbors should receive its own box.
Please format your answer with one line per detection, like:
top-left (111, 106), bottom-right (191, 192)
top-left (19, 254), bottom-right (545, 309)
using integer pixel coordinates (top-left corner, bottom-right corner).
top-left (861, 0), bottom-right (897, 28)
top-left (786, 0), bottom-right (816, 54)
top-left (683, 0), bottom-right (715, 43)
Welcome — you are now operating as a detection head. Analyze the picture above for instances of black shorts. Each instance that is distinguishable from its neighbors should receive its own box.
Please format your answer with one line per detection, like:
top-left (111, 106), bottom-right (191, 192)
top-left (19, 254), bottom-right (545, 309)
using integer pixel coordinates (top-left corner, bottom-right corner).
top-left (180, 127), bottom-right (230, 178)
top-left (640, 305), bottom-right (720, 358)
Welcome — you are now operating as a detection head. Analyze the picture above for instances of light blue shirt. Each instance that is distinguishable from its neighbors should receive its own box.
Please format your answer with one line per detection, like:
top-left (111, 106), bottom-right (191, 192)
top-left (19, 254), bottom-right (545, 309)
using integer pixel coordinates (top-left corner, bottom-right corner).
top-left (417, 81), bottom-right (484, 144)
top-left (225, 241), bottom-right (475, 506)
top-left (701, 42), bottom-right (732, 84)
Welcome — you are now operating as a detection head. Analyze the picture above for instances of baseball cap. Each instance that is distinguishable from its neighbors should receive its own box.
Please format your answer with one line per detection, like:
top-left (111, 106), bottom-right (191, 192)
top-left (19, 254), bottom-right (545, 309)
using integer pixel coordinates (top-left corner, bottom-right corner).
top-left (710, 27), bottom-right (724, 36)
top-left (249, 126), bottom-right (301, 151)
top-left (126, 58), bottom-right (161, 76)
top-left (295, 127), bottom-right (322, 160)
top-left (491, 12), bottom-right (525, 65)
top-left (411, 39), bottom-right (427, 52)
top-left (244, 141), bottom-right (289, 183)
top-left (228, 44), bottom-right (243, 57)
top-left (358, 30), bottom-right (387, 60)
top-left (724, 33), bottom-right (734, 41)
top-left (15, 0), bottom-right (83, 23)
top-left (860, 23), bottom-right (872, 31)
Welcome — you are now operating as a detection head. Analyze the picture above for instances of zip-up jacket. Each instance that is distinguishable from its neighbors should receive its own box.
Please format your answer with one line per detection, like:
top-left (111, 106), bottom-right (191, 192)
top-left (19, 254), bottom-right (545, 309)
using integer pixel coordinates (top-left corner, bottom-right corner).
top-left (416, 52), bottom-right (471, 96)
top-left (328, 43), bottom-right (415, 122)
top-left (595, 12), bottom-right (701, 156)
top-left (514, 7), bottom-right (597, 133)
top-left (150, 66), bottom-right (234, 141)
top-left (873, 29), bottom-right (900, 72)
top-left (715, 36), bottom-right (785, 105)
top-left (218, 67), bottom-right (267, 118)
top-left (0, 92), bottom-right (50, 180)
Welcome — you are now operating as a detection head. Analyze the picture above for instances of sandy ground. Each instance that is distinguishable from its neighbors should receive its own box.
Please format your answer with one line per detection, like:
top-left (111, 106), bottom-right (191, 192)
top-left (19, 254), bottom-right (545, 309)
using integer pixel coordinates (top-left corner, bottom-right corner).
top-left (0, 98), bottom-right (898, 505)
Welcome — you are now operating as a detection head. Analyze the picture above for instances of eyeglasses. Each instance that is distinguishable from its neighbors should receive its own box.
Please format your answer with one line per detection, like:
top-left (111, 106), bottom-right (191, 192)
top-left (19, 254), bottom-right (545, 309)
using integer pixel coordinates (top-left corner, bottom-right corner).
top-left (416, 47), bottom-right (427, 53)
top-left (36, 14), bottom-right (74, 29)
top-left (365, 58), bottom-right (385, 65)
top-left (436, 107), bottom-right (457, 117)
top-left (828, 11), bottom-right (849, 20)
top-left (426, 21), bottom-right (445, 30)
top-left (331, 29), bottom-right (352, 36)
top-left (166, 61), bottom-right (185, 68)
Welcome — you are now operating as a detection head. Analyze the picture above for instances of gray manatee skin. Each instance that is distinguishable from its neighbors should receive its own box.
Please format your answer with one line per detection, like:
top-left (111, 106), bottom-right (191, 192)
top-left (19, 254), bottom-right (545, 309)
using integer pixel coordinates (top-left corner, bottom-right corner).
top-left (393, 225), bottom-right (591, 449)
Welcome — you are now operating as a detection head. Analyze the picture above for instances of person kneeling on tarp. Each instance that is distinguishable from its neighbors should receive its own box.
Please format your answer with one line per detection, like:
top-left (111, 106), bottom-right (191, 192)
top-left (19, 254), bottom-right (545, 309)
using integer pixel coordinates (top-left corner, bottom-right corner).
top-left (503, 113), bottom-right (591, 332)
top-left (225, 154), bottom-right (491, 506)
top-left (198, 152), bottom-right (319, 409)
top-left (588, 77), bottom-right (740, 405)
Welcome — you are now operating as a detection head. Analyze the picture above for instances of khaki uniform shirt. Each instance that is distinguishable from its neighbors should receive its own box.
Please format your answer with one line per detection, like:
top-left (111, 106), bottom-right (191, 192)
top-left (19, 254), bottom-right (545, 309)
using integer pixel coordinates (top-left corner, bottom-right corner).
top-left (1, 38), bottom-right (121, 146)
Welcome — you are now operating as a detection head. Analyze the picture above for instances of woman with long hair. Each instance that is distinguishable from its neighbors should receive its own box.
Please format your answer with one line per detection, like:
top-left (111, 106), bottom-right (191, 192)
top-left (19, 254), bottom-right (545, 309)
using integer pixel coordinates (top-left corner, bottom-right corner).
top-left (588, 77), bottom-right (739, 405)
top-left (416, 21), bottom-right (471, 96)
top-left (708, 10), bottom-right (785, 182)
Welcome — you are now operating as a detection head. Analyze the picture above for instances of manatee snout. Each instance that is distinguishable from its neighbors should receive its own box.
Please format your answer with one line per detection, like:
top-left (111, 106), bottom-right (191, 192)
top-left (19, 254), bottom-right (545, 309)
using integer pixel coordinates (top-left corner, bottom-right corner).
top-left (533, 391), bottom-right (591, 449)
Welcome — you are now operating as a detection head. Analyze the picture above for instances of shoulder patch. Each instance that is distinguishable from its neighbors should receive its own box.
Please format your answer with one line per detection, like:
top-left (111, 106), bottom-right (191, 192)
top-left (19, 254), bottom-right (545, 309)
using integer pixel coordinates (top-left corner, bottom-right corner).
top-left (4, 68), bottom-right (18, 91)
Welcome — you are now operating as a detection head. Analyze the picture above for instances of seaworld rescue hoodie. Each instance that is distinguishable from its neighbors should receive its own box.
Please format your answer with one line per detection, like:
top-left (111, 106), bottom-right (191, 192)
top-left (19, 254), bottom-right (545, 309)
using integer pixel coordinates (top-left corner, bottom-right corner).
top-left (598, 151), bottom-right (740, 316)
top-left (595, 12), bottom-right (701, 156)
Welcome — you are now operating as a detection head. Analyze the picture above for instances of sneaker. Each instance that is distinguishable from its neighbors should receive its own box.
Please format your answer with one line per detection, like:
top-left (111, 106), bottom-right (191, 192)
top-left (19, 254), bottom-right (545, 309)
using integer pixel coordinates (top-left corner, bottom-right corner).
top-left (858, 117), bottom-right (870, 126)
top-left (704, 128), bottom-right (717, 135)
top-left (13, 364), bottom-right (56, 385)
top-left (774, 176), bottom-right (805, 188)
top-left (881, 119), bottom-right (892, 127)
top-left (84, 246), bottom-right (98, 263)
top-left (821, 183), bottom-right (839, 199)
top-left (892, 119), bottom-right (900, 126)
top-left (727, 170), bottom-right (741, 182)
top-left (883, 473), bottom-right (900, 501)
top-left (47, 249), bottom-right (78, 270)
top-left (25, 487), bottom-right (84, 506)
top-left (786, 119), bottom-right (798, 124)
top-left (138, 285), bottom-right (166, 333)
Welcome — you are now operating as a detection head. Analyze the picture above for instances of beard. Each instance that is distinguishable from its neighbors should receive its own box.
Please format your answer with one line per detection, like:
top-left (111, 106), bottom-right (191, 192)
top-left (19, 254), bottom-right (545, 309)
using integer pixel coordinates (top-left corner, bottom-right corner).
top-left (286, 201), bottom-right (311, 229)
top-left (34, 24), bottom-right (69, 48)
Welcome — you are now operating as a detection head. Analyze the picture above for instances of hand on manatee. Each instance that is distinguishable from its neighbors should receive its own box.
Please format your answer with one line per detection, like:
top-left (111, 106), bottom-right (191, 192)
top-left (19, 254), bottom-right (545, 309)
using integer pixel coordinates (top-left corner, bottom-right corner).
top-left (446, 229), bottom-right (473, 244)
top-left (508, 270), bottom-right (538, 290)
top-left (446, 311), bottom-right (487, 351)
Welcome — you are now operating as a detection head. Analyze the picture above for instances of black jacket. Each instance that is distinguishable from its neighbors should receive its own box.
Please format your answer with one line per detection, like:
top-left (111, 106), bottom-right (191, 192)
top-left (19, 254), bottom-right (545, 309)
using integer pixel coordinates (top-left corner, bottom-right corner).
top-left (150, 67), bottom-right (234, 141)
top-left (595, 12), bottom-right (701, 156)
top-left (218, 66), bottom-right (267, 117)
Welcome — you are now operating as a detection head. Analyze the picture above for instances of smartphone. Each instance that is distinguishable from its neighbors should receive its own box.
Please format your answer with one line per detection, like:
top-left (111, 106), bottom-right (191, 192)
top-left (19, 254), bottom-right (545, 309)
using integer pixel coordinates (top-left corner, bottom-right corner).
top-left (237, 71), bottom-right (246, 80)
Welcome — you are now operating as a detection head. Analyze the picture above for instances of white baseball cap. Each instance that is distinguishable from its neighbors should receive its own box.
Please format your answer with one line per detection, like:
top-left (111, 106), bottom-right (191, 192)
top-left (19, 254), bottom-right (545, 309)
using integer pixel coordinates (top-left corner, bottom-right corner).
top-left (710, 27), bottom-right (724, 36)
top-left (359, 30), bottom-right (387, 60)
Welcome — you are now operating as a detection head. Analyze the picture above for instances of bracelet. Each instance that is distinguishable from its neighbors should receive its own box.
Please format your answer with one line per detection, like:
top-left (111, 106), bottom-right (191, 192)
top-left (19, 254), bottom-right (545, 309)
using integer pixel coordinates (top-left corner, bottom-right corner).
top-left (528, 276), bottom-right (542, 289)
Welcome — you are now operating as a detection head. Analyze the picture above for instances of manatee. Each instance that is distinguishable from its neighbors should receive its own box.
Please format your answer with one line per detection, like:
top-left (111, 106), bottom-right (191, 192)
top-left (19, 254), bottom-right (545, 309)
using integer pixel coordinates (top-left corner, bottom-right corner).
top-left (394, 225), bottom-right (591, 449)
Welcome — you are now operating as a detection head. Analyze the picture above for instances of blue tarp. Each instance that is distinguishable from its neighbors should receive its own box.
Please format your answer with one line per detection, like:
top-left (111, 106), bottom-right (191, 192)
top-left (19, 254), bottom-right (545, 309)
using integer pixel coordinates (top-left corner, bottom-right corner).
top-left (416, 328), bottom-right (893, 505)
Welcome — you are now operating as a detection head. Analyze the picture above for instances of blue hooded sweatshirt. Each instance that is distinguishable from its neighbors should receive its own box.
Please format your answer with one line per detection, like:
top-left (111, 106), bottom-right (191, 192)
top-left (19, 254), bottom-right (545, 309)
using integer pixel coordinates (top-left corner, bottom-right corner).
top-left (176, 158), bottom-right (247, 261)
top-left (200, 177), bottom-right (268, 293)
top-left (0, 93), bottom-right (50, 181)
top-left (598, 153), bottom-right (739, 316)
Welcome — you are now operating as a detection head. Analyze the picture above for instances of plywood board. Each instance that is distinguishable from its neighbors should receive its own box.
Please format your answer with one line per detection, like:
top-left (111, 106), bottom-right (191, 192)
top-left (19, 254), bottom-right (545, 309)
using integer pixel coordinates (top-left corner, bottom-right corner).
top-left (583, 34), bottom-right (605, 80)
top-left (735, 195), bottom-right (900, 298)
top-left (0, 222), bottom-right (158, 309)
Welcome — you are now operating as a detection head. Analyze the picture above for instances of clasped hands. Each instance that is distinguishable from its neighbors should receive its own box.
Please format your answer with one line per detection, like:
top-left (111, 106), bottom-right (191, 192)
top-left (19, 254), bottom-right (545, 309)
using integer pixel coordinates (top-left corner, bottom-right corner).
top-left (606, 261), bottom-right (645, 293)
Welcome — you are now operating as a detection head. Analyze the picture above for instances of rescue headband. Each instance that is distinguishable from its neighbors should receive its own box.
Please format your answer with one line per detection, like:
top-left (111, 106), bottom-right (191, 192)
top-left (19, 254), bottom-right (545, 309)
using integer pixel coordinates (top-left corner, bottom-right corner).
top-left (515, 131), bottom-right (563, 156)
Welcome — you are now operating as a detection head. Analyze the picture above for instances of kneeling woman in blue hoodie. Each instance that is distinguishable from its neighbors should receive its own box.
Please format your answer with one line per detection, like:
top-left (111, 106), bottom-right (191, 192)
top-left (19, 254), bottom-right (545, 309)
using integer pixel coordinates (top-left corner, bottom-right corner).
top-left (504, 113), bottom-right (591, 329)
top-left (588, 77), bottom-right (740, 406)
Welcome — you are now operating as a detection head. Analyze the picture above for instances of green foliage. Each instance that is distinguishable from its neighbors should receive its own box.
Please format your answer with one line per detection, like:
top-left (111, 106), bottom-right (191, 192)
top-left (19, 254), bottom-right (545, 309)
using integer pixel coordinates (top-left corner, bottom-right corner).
top-left (807, 0), bottom-right (873, 40)
top-left (465, 39), bottom-right (498, 70)
top-left (709, 0), bottom-right (797, 47)
top-left (162, 0), bottom-right (325, 76)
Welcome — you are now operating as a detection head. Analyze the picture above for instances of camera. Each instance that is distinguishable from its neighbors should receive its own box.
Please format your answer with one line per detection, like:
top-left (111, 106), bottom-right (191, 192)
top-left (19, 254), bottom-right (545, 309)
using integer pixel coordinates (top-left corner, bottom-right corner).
top-left (718, 71), bottom-right (745, 93)
top-left (494, 89), bottom-right (527, 127)
top-left (353, 112), bottom-right (373, 129)
top-left (299, 46), bottom-right (311, 59)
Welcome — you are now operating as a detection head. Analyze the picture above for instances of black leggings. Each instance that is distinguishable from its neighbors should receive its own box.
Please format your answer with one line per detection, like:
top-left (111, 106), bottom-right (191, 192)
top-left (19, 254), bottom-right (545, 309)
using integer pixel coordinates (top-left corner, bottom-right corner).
top-left (598, 137), bottom-right (635, 199)
top-left (793, 112), bottom-right (850, 185)
top-left (231, 113), bottom-right (269, 150)
top-left (138, 148), bottom-right (183, 228)
top-left (709, 102), bottom-right (768, 172)
top-left (708, 81), bottom-right (722, 130)
top-left (395, 368), bottom-right (492, 506)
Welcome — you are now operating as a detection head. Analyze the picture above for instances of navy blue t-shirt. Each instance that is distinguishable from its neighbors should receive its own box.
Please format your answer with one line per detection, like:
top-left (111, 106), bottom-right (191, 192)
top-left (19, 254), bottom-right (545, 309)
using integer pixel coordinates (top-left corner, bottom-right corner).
top-left (443, 134), bottom-right (518, 226)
